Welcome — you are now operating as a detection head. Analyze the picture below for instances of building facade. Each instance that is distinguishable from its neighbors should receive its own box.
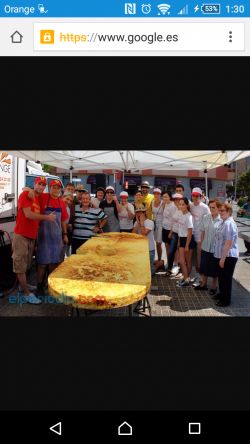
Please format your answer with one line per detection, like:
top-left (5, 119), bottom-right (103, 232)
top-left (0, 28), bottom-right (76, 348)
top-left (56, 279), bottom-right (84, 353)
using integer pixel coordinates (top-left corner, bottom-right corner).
top-left (54, 165), bottom-right (235, 201)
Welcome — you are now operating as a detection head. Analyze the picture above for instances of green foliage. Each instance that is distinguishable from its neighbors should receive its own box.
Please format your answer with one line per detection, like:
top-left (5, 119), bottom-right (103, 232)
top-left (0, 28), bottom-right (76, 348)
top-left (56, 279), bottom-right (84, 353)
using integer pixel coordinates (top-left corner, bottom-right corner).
top-left (238, 196), bottom-right (248, 207)
top-left (237, 168), bottom-right (250, 195)
top-left (42, 164), bottom-right (53, 173)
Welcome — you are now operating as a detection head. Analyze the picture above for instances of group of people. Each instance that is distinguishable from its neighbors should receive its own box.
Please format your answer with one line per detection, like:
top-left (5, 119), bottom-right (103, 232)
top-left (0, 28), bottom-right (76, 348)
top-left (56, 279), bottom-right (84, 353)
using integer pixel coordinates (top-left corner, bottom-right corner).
top-left (132, 182), bottom-right (239, 306)
top-left (12, 177), bottom-right (239, 307)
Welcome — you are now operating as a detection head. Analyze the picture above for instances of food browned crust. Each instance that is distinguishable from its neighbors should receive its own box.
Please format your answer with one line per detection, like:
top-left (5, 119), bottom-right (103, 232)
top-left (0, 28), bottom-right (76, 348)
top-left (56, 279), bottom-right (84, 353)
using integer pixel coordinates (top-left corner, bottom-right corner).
top-left (48, 232), bottom-right (151, 309)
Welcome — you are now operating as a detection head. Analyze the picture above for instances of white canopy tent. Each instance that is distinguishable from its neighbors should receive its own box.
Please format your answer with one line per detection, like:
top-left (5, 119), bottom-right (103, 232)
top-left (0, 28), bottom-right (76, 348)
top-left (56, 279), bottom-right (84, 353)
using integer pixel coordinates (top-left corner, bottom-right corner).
top-left (7, 150), bottom-right (250, 197)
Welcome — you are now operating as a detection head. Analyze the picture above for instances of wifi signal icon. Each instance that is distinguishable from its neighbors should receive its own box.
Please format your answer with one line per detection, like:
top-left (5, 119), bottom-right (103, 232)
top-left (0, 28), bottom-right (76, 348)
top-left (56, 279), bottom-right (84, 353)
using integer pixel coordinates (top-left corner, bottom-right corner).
top-left (157, 3), bottom-right (171, 15)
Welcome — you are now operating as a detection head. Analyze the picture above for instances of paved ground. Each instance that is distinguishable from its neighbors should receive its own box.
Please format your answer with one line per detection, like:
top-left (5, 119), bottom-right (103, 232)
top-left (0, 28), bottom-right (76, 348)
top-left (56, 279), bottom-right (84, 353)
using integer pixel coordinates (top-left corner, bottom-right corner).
top-left (0, 203), bottom-right (249, 317)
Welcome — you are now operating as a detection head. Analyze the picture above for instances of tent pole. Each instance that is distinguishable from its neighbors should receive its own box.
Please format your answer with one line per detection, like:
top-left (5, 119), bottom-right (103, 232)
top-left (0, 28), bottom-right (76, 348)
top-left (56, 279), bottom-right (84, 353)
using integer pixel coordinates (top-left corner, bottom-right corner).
top-left (234, 161), bottom-right (237, 201)
top-left (69, 165), bottom-right (73, 182)
top-left (204, 161), bottom-right (208, 199)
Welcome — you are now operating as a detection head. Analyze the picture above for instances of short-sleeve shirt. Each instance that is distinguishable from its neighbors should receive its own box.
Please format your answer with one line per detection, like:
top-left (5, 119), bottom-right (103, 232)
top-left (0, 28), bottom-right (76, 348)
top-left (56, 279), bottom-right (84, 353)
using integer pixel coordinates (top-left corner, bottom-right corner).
top-left (213, 217), bottom-right (239, 259)
top-left (91, 197), bottom-right (102, 208)
top-left (200, 214), bottom-right (221, 253)
top-left (99, 200), bottom-right (118, 217)
top-left (38, 193), bottom-right (68, 222)
top-left (99, 200), bottom-right (120, 232)
top-left (142, 193), bottom-right (154, 220)
top-left (152, 200), bottom-right (164, 225)
top-left (190, 202), bottom-right (210, 242)
top-left (118, 203), bottom-right (135, 230)
top-left (170, 205), bottom-right (183, 234)
top-left (134, 219), bottom-right (155, 251)
top-left (162, 202), bottom-right (175, 230)
top-left (14, 191), bottom-right (41, 239)
top-left (178, 212), bottom-right (193, 237)
top-left (73, 206), bottom-right (106, 241)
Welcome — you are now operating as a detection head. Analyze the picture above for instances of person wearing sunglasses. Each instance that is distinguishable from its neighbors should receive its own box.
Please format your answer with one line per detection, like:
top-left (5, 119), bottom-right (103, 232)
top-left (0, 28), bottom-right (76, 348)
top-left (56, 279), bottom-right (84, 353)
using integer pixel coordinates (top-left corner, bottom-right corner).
top-left (99, 186), bottom-right (122, 232)
top-left (213, 203), bottom-right (239, 307)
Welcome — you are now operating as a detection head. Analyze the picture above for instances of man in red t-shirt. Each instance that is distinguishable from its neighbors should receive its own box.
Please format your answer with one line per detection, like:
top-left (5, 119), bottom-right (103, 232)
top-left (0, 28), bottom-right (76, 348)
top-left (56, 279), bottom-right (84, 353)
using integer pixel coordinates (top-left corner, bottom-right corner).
top-left (12, 176), bottom-right (56, 304)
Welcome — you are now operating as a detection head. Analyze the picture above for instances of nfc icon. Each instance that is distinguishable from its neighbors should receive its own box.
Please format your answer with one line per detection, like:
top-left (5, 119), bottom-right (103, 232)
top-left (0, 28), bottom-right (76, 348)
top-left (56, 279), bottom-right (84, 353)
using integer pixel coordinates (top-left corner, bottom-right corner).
top-left (124, 3), bottom-right (136, 15)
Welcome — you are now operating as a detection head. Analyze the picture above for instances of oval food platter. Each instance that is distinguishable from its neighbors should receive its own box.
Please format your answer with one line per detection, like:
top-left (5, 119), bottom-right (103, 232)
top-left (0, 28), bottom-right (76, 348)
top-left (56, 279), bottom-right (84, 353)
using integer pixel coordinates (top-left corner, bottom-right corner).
top-left (48, 232), bottom-right (151, 310)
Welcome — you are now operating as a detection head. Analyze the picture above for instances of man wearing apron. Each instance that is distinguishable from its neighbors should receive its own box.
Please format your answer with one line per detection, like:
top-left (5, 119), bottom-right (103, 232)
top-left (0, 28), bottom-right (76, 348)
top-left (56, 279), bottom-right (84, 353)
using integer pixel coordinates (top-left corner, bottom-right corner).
top-left (36, 180), bottom-right (68, 295)
top-left (99, 186), bottom-right (122, 232)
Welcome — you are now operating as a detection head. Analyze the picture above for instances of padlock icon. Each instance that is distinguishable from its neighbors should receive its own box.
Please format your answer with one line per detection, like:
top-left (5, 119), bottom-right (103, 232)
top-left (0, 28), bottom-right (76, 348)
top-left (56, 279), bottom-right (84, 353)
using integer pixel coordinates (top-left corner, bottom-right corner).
top-left (40, 30), bottom-right (54, 44)
top-left (44, 32), bottom-right (51, 42)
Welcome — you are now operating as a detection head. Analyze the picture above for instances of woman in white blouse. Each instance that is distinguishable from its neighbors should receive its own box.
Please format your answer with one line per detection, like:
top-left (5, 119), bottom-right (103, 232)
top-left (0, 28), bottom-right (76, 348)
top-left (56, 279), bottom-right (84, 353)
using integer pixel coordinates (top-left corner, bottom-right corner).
top-left (151, 188), bottom-right (164, 262)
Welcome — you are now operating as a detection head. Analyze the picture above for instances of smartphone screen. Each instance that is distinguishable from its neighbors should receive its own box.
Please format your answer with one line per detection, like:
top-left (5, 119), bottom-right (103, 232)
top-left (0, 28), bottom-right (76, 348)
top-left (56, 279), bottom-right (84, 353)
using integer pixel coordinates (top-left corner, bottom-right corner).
top-left (0, 1), bottom-right (250, 441)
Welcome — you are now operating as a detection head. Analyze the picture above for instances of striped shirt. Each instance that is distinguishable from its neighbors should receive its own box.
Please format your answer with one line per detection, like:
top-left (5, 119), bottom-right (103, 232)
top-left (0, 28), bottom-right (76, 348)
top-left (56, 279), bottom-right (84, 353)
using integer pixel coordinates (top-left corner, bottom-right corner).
top-left (213, 217), bottom-right (239, 259)
top-left (72, 205), bottom-right (106, 241)
top-left (200, 214), bottom-right (222, 253)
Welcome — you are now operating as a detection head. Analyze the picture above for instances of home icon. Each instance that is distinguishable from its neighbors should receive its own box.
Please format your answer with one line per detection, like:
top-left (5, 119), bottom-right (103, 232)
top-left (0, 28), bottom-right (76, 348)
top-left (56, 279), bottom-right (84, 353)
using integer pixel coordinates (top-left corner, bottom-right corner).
top-left (118, 421), bottom-right (133, 436)
top-left (10, 31), bottom-right (23, 44)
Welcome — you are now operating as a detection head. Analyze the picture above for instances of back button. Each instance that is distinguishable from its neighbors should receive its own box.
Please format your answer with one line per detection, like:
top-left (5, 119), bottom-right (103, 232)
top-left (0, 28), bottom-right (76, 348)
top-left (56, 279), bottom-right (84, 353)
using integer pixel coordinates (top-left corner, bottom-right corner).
top-left (49, 422), bottom-right (62, 436)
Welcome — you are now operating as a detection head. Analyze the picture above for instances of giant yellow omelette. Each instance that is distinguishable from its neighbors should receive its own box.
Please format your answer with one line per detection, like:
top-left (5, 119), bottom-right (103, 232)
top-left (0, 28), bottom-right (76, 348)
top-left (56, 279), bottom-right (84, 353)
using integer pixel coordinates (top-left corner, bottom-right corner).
top-left (48, 232), bottom-right (151, 309)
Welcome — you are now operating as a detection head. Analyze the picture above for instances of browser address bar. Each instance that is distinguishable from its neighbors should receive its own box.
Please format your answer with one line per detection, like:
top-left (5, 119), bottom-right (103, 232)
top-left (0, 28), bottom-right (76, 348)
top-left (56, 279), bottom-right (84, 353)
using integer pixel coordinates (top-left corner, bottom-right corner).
top-left (34, 22), bottom-right (245, 51)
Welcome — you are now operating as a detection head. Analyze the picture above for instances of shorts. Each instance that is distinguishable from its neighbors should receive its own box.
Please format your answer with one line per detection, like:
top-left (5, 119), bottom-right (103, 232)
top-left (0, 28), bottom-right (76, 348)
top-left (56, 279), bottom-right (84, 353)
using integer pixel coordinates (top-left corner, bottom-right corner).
top-left (162, 228), bottom-right (171, 244)
top-left (12, 233), bottom-right (35, 274)
top-left (179, 236), bottom-right (196, 250)
top-left (200, 250), bottom-right (218, 278)
top-left (154, 224), bottom-right (163, 243)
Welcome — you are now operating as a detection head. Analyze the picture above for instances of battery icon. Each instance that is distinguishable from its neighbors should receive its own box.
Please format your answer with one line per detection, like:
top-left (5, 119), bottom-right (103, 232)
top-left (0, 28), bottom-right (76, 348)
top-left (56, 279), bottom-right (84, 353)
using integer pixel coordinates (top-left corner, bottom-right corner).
top-left (201, 4), bottom-right (221, 14)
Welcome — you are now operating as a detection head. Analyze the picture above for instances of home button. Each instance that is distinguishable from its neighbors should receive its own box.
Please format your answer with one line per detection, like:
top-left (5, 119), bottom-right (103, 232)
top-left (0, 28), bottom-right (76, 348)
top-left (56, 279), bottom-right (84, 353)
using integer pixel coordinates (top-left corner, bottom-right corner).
top-left (10, 31), bottom-right (23, 44)
top-left (118, 421), bottom-right (133, 436)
